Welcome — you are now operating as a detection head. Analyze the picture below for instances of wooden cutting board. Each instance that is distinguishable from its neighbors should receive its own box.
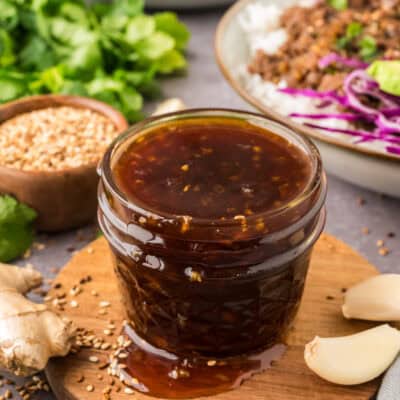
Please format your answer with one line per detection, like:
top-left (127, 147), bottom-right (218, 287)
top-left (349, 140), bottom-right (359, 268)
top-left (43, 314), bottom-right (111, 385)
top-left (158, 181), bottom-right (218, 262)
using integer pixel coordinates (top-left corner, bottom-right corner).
top-left (46, 234), bottom-right (380, 400)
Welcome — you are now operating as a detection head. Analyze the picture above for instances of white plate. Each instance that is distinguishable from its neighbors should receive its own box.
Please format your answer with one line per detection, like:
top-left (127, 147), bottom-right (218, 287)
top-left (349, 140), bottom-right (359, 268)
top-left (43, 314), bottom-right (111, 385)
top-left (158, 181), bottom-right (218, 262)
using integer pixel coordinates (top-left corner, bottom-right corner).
top-left (215, 0), bottom-right (400, 198)
top-left (146, 0), bottom-right (236, 9)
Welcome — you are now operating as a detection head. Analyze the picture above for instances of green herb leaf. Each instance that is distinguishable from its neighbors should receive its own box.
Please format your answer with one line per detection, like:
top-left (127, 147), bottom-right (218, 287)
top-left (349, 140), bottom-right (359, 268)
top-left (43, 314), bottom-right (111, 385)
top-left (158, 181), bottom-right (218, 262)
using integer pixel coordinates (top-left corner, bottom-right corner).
top-left (0, 195), bottom-right (36, 226)
top-left (60, 80), bottom-right (88, 96)
top-left (0, 31), bottom-right (15, 67)
top-left (154, 12), bottom-right (190, 50)
top-left (50, 18), bottom-right (95, 48)
top-left (20, 36), bottom-right (55, 71)
top-left (328, 0), bottom-right (347, 10)
top-left (63, 39), bottom-right (102, 78)
top-left (367, 60), bottom-right (400, 96)
top-left (0, 224), bottom-right (35, 263)
top-left (0, 195), bottom-right (37, 263)
top-left (156, 49), bottom-right (187, 74)
top-left (336, 36), bottom-right (348, 50)
top-left (0, 71), bottom-right (28, 102)
top-left (100, 14), bottom-right (129, 32)
top-left (59, 2), bottom-right (89, 26)
top-left (346, 22), bottom-right (363, 39)
top-left (336, 22), bottom-right (363, 50)
top-left (33, 65), bottom-right (65, 92)
top-left (359, 35), bottom-right (378, 61)
top-left (125, 15), bottom-right (155, 44)
top-left (135, 32), bottom-right (175, 60)
top-left (107, 0), bottom-right (144, 17)
top-left (0, 0), bottom-right (19, 31)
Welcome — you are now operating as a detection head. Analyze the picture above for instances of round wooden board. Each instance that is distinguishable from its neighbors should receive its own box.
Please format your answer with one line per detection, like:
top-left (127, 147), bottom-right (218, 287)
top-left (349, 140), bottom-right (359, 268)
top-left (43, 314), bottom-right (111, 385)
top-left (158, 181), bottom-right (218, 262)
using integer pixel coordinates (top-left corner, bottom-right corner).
top-left (46, 234), bottom-right (380, 400)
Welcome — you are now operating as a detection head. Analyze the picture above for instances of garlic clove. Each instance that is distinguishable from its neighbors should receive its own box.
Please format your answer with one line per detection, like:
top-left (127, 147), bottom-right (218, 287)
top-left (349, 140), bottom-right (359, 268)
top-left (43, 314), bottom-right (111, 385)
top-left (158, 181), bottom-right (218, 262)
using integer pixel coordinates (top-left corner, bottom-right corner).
top-left (304, 324), bottom-right (400, 385)
top-left (343, 274), bottom-right (400, 321)
top-left (153, 98), bottom-right (186, 116)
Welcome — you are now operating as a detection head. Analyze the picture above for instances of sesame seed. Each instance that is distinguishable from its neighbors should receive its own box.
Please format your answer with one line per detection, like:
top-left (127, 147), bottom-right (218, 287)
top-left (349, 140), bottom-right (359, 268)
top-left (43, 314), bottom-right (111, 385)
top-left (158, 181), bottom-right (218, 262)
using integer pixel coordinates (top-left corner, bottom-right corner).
top-left (86, 385), bottom-right (95, 392)
top-left (70, 300), bottom-right (79, 308)
top-left (99, 362), bottom-right (110, 370)
top-left (379, 247), bottom-right (390, 256)
top-left (103, 387), bottom-right (112, 394)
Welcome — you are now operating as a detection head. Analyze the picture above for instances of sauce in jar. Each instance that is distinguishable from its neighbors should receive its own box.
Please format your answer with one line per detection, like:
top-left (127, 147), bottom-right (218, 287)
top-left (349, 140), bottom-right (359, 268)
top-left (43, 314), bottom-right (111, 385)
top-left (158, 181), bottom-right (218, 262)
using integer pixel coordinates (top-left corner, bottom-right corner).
top-left (98, 110), bottom-right (326, 398)
top-left (113, 118), bottom-right (311, 219)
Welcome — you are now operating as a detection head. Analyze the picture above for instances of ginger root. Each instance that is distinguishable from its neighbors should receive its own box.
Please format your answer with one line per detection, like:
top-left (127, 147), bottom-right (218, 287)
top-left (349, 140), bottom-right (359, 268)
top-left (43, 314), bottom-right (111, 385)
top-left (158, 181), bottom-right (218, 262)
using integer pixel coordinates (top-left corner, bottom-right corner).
top-left (0, 263), bottom-right (75, 376)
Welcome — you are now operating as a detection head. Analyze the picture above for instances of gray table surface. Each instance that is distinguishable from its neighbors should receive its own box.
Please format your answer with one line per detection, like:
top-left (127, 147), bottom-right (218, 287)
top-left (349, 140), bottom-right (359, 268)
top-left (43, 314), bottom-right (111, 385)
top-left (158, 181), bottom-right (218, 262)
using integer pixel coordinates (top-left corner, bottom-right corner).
top-left (3, 6), bottom-right (399, 400)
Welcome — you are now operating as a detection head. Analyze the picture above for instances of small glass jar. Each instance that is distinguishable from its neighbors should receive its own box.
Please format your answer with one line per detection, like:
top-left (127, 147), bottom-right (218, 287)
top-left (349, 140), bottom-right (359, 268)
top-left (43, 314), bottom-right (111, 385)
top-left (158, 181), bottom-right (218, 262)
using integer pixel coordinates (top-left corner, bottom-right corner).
top-left (98, 109), bottom-right (326, 397)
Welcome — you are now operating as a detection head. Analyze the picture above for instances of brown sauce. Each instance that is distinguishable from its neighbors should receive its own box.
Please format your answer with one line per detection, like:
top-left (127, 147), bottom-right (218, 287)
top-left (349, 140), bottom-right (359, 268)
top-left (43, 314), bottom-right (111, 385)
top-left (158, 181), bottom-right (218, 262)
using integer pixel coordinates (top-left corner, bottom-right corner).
top-left (113, 118), bottom-right (311, 219)
top-left (99, 113), bottom-right (326, 398)
top-left (110, 324), bottom-right (286, 398)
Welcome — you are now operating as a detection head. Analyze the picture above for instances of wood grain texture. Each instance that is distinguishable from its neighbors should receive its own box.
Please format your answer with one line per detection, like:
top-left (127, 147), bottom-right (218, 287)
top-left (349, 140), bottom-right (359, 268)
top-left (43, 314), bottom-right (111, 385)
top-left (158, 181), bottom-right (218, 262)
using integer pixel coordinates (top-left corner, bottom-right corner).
top-left (46, 234), bottom-right (380, 400)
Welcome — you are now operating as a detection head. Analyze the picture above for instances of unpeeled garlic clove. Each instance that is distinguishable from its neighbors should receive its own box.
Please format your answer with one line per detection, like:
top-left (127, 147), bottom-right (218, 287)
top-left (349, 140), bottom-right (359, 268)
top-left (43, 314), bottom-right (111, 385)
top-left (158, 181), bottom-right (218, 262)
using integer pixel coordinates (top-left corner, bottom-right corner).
top-left (343, 274), bottom-right (400, 321)
top-left (304, 324), bottom-right (400, 385)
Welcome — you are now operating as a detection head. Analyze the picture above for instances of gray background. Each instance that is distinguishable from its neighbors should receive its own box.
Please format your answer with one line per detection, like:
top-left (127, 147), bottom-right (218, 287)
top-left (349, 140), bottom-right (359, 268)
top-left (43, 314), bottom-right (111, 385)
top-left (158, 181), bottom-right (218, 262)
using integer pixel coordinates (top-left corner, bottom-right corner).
top-left (3, 6), bottom-right (399, 399)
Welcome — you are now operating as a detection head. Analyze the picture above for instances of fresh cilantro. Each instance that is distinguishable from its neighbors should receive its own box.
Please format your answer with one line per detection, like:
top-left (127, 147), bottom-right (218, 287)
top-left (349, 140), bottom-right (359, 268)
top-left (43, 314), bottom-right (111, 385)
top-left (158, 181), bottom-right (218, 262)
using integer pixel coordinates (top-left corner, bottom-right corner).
top-left (336, 36), bottom-right (349, 50)
top-left (346, 22), bottom-right (363, 39)
top-left (328, 0), bottom-right (348, 11)
top-left (0, 0), bottom-right (190, 122)
top-left (359, 36), bottom-right (378, 61)
top-left (336, 22), bottom-right (363, 49)
top-left (335, 22), bottom-right (378, 62)
top-left (0, 195), bottom-right (37, 262)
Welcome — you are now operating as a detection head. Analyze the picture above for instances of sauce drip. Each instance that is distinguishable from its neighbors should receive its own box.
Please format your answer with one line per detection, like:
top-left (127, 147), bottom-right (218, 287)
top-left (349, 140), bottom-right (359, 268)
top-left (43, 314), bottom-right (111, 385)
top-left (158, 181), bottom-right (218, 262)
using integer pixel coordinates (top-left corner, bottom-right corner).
top-left (110, 324), bottom-right (286, 399)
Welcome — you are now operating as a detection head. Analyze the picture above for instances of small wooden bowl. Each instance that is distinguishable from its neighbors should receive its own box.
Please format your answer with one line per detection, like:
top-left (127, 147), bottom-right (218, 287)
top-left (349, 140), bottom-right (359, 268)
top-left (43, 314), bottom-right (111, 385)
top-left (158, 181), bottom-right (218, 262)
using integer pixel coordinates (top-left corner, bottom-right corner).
top-left (0, 95), bottom-right (129, 232)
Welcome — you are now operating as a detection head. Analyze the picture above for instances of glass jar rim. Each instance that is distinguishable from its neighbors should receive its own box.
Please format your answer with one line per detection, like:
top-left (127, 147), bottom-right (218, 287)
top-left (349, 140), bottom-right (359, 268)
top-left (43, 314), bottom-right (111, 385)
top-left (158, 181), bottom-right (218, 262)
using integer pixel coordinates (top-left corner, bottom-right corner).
top-left (99, 108), bottom-right (324, 229)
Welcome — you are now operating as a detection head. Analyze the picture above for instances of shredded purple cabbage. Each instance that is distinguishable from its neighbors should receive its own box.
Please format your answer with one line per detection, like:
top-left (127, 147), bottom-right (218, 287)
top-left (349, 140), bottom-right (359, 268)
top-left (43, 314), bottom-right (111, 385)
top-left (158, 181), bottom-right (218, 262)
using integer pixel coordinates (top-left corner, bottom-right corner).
top-left (387, 146), bottom-right (400, 155)
top-left (318, 53), bottom-right (369, 70)
top-left (280, 63), bottom-right (400, 157)
top-left (290, 112), bottom-right (363, 121)
top-left (278, 87), bottom-right (347, 104)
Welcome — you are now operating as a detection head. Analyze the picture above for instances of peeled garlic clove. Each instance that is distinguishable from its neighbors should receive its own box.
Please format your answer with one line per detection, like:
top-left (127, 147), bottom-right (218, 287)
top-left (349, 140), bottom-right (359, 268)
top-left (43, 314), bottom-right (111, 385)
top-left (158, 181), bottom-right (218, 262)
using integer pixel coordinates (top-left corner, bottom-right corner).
top-left (304, 324), bottom-right (400, 385)
top-left (153, 98), bottom-right (186, 116)
top-left (343, 274), bottom-right (400, 321)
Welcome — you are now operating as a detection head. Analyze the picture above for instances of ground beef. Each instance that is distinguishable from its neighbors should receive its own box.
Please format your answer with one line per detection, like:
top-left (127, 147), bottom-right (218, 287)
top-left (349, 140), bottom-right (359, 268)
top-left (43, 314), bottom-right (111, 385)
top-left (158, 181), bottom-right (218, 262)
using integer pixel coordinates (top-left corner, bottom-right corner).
top-left (248, 0), bottom-right (400, 91)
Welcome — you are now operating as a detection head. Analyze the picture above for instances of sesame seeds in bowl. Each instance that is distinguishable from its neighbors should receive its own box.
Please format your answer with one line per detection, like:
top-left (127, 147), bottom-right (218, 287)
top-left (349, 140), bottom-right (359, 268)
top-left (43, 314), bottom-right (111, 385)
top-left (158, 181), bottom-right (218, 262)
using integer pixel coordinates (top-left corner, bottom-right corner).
top-left (0, 106), bottom-right (119, 172)
top-left (0, 95), bottom-right (129, 232)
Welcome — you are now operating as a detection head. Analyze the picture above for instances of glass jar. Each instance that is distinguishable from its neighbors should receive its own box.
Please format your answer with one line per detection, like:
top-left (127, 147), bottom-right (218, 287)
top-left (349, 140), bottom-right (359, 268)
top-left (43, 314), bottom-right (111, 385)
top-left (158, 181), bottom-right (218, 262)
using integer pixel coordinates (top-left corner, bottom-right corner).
top-left (98, 109), bottom-right (326, 397)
